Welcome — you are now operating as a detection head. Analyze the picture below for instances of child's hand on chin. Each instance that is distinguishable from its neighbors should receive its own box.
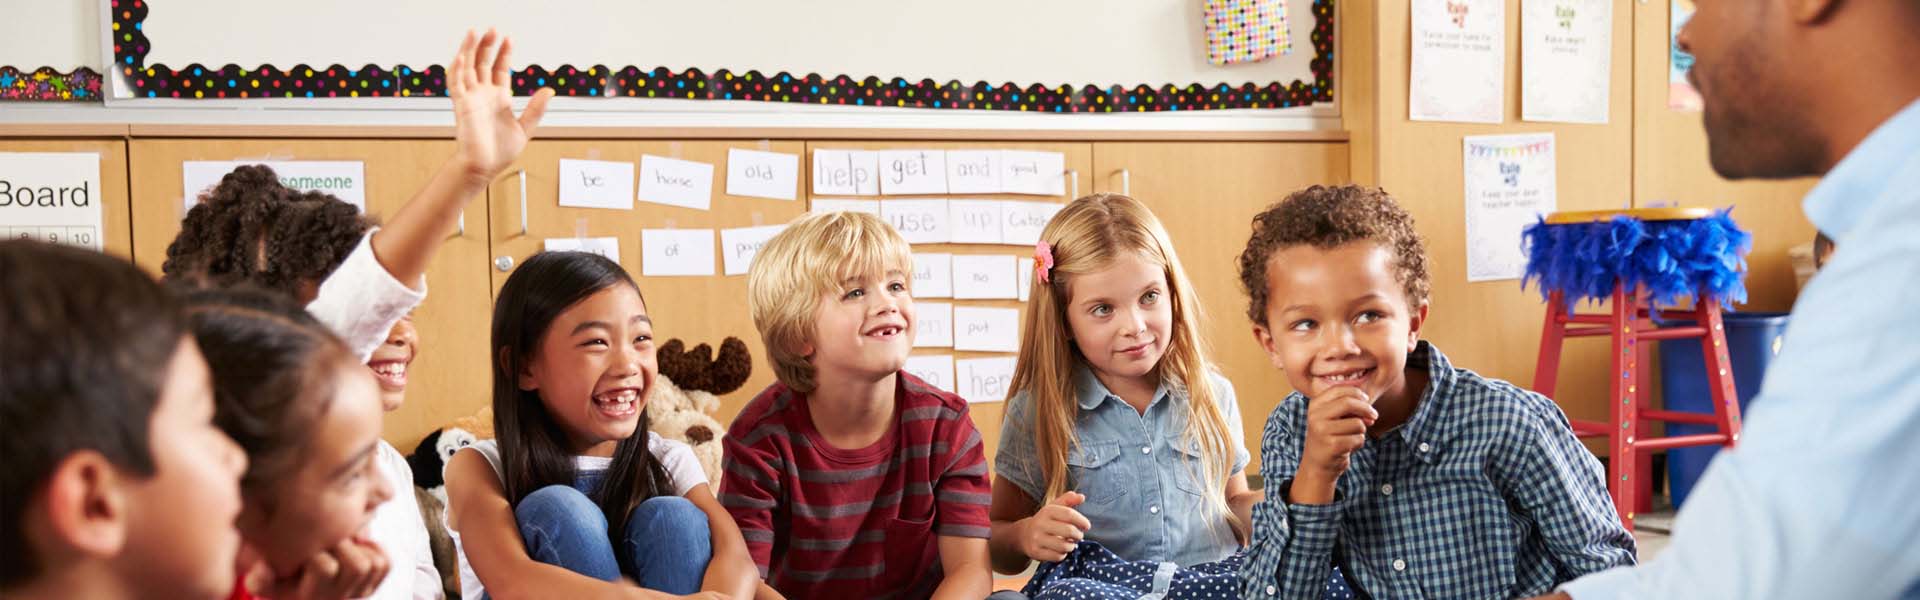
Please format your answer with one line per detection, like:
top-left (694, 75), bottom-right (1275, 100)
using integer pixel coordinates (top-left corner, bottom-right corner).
top-left (247, 533), bottom-right (391, 600)
top-left (1294, 386), bottom-right (1378, 504)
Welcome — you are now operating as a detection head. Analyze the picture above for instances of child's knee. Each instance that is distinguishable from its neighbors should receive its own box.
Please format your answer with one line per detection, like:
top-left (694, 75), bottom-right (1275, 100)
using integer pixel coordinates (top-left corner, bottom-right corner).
top-left (628, 496), bottom-right (710, 551)
top-left (516, 484), bottom-right (607, 535)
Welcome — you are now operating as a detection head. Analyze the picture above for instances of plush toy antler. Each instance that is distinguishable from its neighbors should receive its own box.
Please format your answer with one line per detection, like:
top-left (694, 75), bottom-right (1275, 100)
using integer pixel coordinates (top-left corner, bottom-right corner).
top-left (657, 337), bottom-right (753, 395)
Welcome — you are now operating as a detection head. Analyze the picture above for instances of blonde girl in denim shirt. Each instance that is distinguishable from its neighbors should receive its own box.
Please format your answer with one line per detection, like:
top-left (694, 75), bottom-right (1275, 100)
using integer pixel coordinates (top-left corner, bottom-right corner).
top-left (988, 193), bottom-right (1260, 576)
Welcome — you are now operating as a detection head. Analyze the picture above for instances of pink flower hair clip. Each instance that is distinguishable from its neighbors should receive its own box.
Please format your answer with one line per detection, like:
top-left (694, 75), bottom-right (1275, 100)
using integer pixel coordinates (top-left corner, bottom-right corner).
top-left (1035, 241), bottom-right (1055, 284)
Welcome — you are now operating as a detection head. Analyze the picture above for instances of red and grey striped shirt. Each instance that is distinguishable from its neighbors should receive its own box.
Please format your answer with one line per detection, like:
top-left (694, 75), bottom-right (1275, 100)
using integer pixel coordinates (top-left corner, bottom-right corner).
top-left (719, 373), bottom-right (992, 600)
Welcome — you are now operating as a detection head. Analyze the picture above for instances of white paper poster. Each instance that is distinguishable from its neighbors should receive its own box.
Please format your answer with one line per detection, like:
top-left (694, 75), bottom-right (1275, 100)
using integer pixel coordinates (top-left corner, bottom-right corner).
top-left (809, 198), bottom-right (881, 216)
top-left (953, 306), bottom-right (1021, 353)
top-left (637, 155), bottom-right (715, 211)
top-left (1463, 133), bottom-right (1557, 282)
top-left (1000, 151), bottom-right (1067, 196)
top-left (904, 354), bottom-right (957, 393)
top-left (811, 150), bottom-right (880, 196)
top-left (543, 236), bottom-right (622, 265)
top-left (1523, 0), bottom-right (1612, 124)
top-left (1, 152), bottom-right (104, 251)
top-left (719, 224), bottom-right (787, 276)
top-left (1411, 0), bottom-right (1506, 123)
top-left (952, 255), bottom-right (1018, 300)
top-left (640, 229), bottom-right (718, 277)
top-left (881, 199), bottom-right (951, 244)
top-left (182, 161), bottom-right (366, 213)
top-left (948, 200), bottom-right (1004, 245)
top-left (945, 150), bottom-right (1002, 194)
top-left (913, 302), bottom-right (954, 348)
top-left (912, 253), bottom-right (954, 298)
top-left (725, 148), bottom-right (800, 201)
top-left (956, 356), bottom-right (1018, 403)
top-left (878, 150), bottom-right (948, 195)
top-left (558, 159), bottom-right (636, 210)
top-left (1001, 201), bottom-right (1063, 246)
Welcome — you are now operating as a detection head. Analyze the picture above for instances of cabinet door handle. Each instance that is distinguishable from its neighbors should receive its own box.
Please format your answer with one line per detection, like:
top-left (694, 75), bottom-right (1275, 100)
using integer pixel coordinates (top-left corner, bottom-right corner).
top-left (517, 170), bottom-right (530, 237)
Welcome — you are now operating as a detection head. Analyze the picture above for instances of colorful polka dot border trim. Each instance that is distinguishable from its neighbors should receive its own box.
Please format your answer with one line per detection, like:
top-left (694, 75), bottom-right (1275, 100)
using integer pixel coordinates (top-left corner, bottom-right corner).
top-left (106, 0), bottom-right (1332, 110)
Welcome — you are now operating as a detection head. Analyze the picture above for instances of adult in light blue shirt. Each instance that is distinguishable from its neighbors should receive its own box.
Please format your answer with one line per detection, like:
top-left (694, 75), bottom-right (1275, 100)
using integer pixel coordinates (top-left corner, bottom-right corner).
top-left (1550, 1), bottom-right (1920, 598)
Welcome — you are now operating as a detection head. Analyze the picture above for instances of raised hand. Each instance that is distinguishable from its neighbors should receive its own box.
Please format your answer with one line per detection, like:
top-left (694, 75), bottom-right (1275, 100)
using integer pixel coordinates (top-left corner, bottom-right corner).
top-left (447, 28), bottom-right (553, 182)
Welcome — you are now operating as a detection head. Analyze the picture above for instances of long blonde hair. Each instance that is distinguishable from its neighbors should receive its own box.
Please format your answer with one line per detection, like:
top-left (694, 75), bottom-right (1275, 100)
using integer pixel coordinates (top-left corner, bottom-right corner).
top-left (1007, 193), bottom-right (1237, 520)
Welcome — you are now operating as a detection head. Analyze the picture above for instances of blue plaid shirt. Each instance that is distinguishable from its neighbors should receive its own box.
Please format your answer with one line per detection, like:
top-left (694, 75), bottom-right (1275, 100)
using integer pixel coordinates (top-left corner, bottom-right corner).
top-left (1238, 342), bottom-right (1634, 599)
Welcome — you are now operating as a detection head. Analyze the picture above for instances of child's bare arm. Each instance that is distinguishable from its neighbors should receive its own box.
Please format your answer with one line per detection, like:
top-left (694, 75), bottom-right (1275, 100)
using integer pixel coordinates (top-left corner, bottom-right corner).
top-left (929, 535), bottom-right (992, 600)
top-left (683, 484), bottom-right (759, 599)
top-left (369, 29), bottom-right (552, 287)
top-left (444, 451), bottom-right (659, 600)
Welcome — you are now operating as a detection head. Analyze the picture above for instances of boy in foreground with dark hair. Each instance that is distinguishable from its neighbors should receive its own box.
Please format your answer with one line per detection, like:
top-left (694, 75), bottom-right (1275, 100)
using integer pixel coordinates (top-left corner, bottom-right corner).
top-left (0, 240), bottom-right (248, 600)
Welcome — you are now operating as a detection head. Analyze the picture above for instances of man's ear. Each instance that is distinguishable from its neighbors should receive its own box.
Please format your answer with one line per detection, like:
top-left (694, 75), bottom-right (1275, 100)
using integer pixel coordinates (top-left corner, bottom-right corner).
top-left (1783, 0), bottom-right (1840, 24)
top-left (39, 452), bottom-right (132, 562)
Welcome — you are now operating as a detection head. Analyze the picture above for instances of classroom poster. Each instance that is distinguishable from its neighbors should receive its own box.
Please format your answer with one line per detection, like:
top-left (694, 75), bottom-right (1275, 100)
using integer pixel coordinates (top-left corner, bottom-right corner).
top-left (1522, 0), bottom-right (1612, 124)
top-left (1411, 0), bottom-right (1506, 123)
top-left (1462, 133), bottom-right (1556, 282)
top-left (182, 161), bottom-right (366, 213)
top-left (1669, 0), bottom-right (1703, 111)
top-left (1, 153), bottom-right (104, 251)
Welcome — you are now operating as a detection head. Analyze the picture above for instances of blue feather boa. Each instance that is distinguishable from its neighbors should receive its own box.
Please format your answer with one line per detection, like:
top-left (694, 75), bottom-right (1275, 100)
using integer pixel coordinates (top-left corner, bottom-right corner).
top-left (1521, 209), bottom-right (1752, 309)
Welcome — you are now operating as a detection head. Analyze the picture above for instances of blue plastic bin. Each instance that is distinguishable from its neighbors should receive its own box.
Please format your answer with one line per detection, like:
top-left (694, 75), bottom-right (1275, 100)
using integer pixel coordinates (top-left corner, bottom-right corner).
top-left (1660, 311), bottom-right (1790, 507)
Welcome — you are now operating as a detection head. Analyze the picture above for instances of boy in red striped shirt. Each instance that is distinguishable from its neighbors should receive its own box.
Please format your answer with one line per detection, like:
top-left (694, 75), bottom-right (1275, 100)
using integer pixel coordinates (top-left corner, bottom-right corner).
top-left (722, 211), bottom-right (994, 600)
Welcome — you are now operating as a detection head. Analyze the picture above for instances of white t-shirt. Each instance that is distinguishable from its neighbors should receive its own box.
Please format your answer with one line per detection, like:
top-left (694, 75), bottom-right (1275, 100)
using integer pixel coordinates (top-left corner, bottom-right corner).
top-left (450, 434), bottom-right (707, 600)
top-left (367, 441), bottom-right (444, 599)
top-left (305, 229), bottom-right (427, 363)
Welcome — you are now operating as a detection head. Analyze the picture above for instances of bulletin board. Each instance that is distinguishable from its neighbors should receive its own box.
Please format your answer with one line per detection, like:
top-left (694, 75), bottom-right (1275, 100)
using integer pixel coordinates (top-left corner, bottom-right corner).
top-left (109, 0), bottom-right (1334, 112)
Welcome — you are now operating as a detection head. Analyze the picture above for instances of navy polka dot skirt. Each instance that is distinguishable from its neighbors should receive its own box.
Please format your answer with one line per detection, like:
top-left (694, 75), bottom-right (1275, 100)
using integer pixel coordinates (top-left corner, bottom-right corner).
top-left (1020, 541), bottom-right (1360, 599)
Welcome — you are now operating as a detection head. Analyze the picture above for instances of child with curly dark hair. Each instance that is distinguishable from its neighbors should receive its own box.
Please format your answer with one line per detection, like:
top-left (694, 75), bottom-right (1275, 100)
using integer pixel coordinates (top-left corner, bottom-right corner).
top-left (161, 29), bottom-right (555, 600)
top-left (1233, 185), bottom-right (1634, 600)
top-left (163, 28), bottom-right (552, 366)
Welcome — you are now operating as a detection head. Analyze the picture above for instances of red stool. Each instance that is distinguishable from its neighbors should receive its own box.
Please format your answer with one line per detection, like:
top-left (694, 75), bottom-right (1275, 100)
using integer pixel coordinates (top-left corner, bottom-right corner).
top-left (1528, 208), bottom-right (1745, 531)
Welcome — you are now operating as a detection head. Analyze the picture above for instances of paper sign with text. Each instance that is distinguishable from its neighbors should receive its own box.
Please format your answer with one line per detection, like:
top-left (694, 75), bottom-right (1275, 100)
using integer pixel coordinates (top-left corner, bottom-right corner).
top-left (726, 148), bottom-right (800, 201)
top-left (182, 161), bottom-right (366, 213)
top-left (638, 155), bottom-right (715, 211)
top-left (640, 229), bottom-right (717, 276)
top-left (558, 159), bottom-right (636, 210)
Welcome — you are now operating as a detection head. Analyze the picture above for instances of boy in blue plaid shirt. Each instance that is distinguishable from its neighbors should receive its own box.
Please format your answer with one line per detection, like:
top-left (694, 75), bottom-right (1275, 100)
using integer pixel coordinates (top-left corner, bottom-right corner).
top-left (1234, 185), bottom-right (1634, 599)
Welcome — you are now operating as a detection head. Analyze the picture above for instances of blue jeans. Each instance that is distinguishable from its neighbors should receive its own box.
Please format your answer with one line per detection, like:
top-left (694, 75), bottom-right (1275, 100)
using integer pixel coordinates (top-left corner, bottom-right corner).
top-left (513, 484), bottom-right (712, 594)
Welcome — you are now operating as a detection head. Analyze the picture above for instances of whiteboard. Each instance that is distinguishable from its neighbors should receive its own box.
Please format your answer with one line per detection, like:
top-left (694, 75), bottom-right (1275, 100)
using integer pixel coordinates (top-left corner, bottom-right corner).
top-left (135, 0), bottom-right (1323, 95)
top-left (0, 0), bottom-right (99, 71)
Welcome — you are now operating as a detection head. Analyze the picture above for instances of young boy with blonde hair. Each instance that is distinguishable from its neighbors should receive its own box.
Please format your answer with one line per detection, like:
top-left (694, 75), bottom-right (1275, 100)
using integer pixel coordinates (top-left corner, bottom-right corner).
top-left (720, 211), bottom-right (993, 600)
